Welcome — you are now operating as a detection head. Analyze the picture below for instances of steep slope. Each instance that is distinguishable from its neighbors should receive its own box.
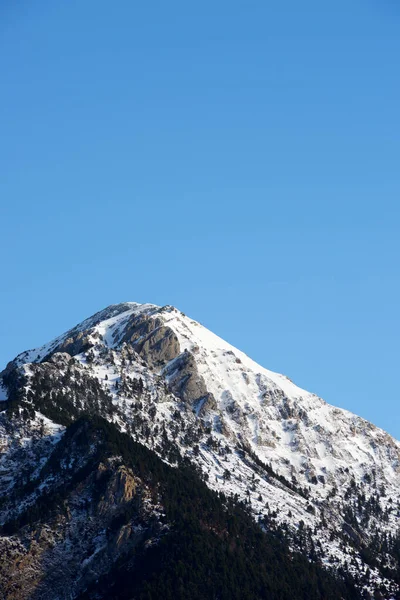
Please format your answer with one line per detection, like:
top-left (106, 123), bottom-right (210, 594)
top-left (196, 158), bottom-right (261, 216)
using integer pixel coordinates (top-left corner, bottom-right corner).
top-left (1, 302), bottom-right (399, 598)
top-left (0, 415), bottom-right (362, 600)
top-left (0, 417), bottom-right (167, 599)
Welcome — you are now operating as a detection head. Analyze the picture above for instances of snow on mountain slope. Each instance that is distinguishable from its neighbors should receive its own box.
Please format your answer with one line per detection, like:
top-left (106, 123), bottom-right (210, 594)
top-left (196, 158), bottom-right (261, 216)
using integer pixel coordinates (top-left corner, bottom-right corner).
top-left (1, 302), bottom-right (400, 597)
top-left (10, 303), bottom-right (158, 367)
top-left (89, 304), bottom-right (400, 492)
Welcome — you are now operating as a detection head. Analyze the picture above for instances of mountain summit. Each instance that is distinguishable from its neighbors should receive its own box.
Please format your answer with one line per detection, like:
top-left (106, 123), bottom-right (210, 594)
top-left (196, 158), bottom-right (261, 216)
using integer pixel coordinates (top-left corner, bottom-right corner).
top-left (1, 302), bottom-right (399, 598)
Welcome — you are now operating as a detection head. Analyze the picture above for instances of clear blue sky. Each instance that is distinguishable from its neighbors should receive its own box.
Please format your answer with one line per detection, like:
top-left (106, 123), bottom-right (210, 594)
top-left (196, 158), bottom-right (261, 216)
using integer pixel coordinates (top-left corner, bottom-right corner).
top-left (1, 1), bottom-right (399, 438)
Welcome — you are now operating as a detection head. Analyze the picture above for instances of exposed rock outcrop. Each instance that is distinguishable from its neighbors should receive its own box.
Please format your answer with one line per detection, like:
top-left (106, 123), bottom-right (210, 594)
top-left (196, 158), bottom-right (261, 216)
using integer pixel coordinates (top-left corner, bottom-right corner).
top-left (164, 350), bottom-right (216, 413)
top-left (47, 330), bottom-right (96, 359)
top-left (0, 419), bottom-right (166, 600)
top-left (121, 315), bottom-right (180, 368)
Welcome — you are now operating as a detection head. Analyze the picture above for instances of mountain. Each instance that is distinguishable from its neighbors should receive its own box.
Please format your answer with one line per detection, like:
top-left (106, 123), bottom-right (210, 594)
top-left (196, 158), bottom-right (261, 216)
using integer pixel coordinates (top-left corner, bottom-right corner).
top-left (1, 302), bottom-right (399, 599)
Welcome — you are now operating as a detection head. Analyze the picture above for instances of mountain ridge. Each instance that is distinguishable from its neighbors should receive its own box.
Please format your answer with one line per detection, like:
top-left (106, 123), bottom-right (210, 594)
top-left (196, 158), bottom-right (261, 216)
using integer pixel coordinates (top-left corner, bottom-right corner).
top-left (1, 301), bottom-right (399, 598)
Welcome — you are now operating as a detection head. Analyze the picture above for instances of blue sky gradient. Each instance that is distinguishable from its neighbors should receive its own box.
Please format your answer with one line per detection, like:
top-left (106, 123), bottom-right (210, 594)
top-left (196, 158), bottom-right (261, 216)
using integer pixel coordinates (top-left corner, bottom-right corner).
top-left (1, 1), bottom-right (399, 437)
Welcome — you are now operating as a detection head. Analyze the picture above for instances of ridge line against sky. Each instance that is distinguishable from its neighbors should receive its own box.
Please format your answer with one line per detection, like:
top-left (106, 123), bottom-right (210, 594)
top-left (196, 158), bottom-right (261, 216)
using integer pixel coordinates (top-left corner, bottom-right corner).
top-left (0, 0), bottom-right (399, 438)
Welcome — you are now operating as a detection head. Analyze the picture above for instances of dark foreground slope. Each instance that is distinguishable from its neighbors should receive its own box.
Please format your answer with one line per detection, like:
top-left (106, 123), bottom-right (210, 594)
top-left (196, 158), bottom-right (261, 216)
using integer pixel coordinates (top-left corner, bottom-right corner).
top-left (0, 416), bottom-right (361, 600)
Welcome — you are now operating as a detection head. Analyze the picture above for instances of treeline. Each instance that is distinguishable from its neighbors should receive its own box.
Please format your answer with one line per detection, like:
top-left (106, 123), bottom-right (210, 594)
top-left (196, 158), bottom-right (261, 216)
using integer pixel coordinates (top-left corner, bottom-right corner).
top-left (15, 415), bottom-right (361, 600)
top-left (1, 415), bottom-right (363, 599)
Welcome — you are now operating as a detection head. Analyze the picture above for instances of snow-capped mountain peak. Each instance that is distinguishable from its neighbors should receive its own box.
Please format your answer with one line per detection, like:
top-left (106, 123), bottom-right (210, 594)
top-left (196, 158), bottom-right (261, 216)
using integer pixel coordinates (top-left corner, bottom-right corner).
top-left (1, 302), bottom-right (399, 597)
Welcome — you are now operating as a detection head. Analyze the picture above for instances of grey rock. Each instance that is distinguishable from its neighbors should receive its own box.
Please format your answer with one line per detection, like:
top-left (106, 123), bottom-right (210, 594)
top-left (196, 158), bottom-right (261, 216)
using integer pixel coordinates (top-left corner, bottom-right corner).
top-left (164, 350), bottom-right (216, 412)
top-left (48, 330), bottom-right (95, 358)
top-left (47, 352), bottom-right (72, 366)
top-left (137, 326), bottom-right (180, 368)
top-left (121, 315), bottom-right (180, 368)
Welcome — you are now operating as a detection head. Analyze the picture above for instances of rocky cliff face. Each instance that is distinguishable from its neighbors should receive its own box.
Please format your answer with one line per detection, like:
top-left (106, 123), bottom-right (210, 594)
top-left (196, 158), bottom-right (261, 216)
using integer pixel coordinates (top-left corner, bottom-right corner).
top-left (1, 302), bottom-right (399, 598)
top-left (0, 417), bottom-right (167, 600)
